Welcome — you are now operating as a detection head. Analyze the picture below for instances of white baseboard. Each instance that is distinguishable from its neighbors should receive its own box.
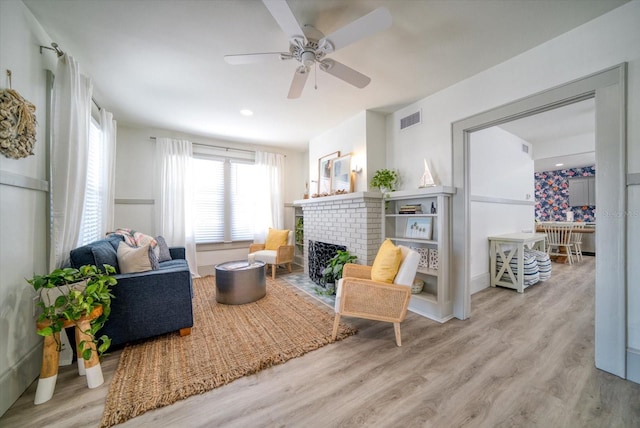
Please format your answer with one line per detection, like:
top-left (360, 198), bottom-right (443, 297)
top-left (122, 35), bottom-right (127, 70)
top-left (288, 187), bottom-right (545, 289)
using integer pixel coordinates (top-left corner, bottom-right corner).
top-left (0, 342), bottom-right (41, 417)
top-left (471, 272), bottom-right (490, 295)
top-left (627, 348), bottom-right (640, 384)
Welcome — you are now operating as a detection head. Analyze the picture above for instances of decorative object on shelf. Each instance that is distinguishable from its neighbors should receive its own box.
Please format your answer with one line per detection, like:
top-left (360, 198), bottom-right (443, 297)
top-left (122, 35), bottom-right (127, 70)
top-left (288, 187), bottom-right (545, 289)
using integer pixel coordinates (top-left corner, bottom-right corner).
top-left (411, 278), bottom-right (424, 294)
top-left (419, 159), bottom-right (436, 188)
top-left (428, 248), bottom-right (439, 270)
top-left (405, 217), bottom-right (432, 240)
top-left (370, 168), bottom-right (398, 196)
top-left (321, 249), bottom-right (357, 289)
top-left (399, 204), bottom-right (423, 214)
top-left (318, 151), bottom-right (340, 196)
top-left (0, 74), bottom-right (38, 159)
top-left (430, 202), bottom-right (437, 214)
top-left (303, 181), bottom-right (309, 199)
top-left (411, 246), bottom-right (429, 268)
top-left (331, 154), bottom-right (353, 194)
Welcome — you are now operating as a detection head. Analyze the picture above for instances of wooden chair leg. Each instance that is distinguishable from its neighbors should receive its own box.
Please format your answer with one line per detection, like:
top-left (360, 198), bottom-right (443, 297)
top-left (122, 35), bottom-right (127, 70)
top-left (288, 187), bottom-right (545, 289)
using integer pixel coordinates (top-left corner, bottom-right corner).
top-left (179, 327), bottom-right (191, 336)
top-left (393, 322), bottom-right (402, 347)
top-left (75, 319), bottom-right (103, 389)
top-left (272, 264), bottom-right (276, 280)
top-left (34, 332), bottom-right (60, 405)
top-left (287, 263), bottom-right (292, 273)
top-left (332, 314), bottom-right (341, 341)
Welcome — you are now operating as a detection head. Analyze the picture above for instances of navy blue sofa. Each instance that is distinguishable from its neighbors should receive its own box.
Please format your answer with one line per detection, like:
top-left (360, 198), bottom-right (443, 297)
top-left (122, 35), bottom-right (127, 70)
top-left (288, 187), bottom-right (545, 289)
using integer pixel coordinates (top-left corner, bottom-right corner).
top-left (69, 234), bottom-right (194, 347)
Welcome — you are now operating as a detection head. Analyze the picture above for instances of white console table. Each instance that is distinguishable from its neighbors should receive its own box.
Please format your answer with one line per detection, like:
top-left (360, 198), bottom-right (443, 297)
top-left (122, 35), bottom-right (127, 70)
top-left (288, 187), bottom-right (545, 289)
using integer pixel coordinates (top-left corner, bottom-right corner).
top-left (488, 233), bottom-right (546, 293)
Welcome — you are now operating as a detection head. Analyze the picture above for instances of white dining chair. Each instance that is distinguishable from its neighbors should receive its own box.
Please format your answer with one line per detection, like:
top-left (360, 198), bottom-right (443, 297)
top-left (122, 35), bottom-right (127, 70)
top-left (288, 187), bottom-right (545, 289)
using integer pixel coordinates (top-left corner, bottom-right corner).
top-left (542, 222), bottom-right (574, 265)
top-left (570, 222), bottom-right (585, 262)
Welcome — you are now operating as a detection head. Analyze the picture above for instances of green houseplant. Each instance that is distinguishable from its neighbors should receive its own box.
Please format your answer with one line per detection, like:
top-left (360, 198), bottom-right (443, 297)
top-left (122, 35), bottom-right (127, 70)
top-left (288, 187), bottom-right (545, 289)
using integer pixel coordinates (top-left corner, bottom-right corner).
top-left (320, 250), bottom-right (358, 293)
top-left (27, 264), bottom-right (117, 360)
top-left (370, 169), bottom-right (398, 194)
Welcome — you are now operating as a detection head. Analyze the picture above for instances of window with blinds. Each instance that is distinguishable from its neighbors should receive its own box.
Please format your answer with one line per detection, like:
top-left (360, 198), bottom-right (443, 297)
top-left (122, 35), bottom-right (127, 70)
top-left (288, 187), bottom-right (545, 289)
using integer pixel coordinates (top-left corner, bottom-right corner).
top-left (78, 120), bottom-right (103, 246)
top-left (193, 157), bottom-right (255, 243)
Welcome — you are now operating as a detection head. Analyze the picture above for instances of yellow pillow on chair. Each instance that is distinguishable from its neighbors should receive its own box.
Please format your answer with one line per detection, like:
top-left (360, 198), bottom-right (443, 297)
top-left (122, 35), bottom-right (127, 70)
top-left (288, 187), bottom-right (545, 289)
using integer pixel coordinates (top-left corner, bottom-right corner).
top-left (371, 239), bottom-right (402, 283)
top-left (265, 228), bottom-right (289, 250)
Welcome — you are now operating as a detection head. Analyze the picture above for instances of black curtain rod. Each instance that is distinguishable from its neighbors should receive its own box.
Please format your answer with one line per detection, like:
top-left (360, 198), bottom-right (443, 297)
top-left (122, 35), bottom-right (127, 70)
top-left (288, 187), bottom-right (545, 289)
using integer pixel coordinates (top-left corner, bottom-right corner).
top-left (40, 42), bottom-right (102, 111)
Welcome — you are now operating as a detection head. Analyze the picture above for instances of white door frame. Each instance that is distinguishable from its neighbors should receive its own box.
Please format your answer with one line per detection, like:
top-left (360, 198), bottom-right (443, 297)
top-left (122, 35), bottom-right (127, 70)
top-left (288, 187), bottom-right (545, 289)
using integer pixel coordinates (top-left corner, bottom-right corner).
top-left (451, 64), bottom-right (627, 378)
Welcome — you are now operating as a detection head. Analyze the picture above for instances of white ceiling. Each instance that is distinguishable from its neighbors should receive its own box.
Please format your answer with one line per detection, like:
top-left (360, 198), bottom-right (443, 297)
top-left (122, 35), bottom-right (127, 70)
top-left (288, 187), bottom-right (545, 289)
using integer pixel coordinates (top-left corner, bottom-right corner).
top-left (23, 0), bottom-right (626, 151)
top-left (498, 99), bottom-right (596, 172)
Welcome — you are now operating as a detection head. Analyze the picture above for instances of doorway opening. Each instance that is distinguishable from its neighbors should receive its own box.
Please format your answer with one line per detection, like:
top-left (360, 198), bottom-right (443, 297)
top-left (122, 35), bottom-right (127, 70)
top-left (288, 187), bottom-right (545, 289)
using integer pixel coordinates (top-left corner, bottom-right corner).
top-left (451, 64), bottom-right (627, 378)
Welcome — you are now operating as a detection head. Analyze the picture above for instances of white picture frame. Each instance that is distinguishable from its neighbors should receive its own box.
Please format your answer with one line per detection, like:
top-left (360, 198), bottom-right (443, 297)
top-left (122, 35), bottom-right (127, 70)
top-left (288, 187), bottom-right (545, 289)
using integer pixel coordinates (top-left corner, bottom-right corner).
top-left (405, 217), bottom-right (432, 240)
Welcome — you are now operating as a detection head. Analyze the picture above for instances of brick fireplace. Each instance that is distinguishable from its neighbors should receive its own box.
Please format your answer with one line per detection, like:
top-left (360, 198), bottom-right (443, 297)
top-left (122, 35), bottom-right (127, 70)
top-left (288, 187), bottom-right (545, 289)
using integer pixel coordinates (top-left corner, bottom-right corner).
top-left (294, 192), bottom-right (383, 277)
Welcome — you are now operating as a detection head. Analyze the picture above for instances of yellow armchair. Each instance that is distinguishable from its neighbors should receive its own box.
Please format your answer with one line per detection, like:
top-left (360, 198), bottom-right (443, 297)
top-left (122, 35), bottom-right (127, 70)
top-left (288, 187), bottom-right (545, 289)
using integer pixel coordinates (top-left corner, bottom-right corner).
top-left (249, 230), bottom-right (294, 280)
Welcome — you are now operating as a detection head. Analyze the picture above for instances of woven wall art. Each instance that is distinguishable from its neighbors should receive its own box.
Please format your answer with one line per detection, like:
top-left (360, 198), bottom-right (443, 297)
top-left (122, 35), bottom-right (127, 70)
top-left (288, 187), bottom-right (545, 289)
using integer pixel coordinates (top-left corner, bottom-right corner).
top-left (0, 88), bottom-right (37, 159)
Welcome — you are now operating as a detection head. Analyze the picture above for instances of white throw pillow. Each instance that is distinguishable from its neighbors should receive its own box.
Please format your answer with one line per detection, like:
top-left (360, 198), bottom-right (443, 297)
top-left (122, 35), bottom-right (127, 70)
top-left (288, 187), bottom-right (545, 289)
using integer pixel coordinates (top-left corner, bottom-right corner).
top-left (117, 242), bottom-right (152, 274)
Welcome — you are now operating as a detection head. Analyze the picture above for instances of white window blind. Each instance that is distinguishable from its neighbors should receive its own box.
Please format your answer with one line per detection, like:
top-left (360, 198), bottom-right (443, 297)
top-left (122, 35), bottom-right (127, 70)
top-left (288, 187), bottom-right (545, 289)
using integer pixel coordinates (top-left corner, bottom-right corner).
top-left (78, 120), bottom-right (103, 246)
top-left (230, 161), bottom-right (255, 241)
top-left (193, 158), bottom-right (225, 243)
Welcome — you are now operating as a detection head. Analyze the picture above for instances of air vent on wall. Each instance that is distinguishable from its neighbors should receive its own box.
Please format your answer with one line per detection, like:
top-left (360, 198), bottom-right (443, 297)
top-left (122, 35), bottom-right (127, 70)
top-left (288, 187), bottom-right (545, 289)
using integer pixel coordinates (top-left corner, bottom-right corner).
top-left (522, 144), bottom-right (529, 154)
top-left (400, 110), bottom-right (421, 131)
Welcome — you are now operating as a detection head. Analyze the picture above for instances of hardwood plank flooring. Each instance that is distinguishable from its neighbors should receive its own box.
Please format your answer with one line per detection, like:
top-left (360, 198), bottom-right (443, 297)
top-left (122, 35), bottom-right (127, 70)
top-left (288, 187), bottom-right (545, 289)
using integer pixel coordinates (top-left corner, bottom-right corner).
top-left (3, 257), bottom-right (640, 427)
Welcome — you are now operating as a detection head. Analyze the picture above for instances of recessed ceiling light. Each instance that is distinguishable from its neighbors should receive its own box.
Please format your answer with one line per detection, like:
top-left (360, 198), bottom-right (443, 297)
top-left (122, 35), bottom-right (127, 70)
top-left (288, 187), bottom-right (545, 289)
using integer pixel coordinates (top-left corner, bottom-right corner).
top-left (555, 163), bottom-right (564, 167)
top-left (240, 109), bottom-right (253, 116)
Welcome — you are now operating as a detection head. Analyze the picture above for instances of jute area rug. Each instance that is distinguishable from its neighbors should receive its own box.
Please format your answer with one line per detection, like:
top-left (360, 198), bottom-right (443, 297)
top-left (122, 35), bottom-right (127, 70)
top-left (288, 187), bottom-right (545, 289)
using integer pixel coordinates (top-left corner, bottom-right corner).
top-left (100, 275), bottom-right (356, 427)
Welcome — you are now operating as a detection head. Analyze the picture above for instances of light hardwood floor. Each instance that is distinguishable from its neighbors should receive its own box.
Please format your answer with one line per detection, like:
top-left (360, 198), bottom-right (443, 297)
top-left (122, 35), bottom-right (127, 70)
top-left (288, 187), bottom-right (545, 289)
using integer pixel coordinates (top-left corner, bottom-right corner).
top-left (3, 257), bottom-right (640, 427)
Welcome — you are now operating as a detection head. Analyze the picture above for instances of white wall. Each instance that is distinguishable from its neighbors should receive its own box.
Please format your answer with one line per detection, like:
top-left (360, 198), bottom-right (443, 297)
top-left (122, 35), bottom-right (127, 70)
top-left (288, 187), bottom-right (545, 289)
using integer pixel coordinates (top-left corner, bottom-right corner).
top-left (114, 125), bottom-right (307, 275)
top-left (0, 0), bottom-right (58, 416)
top-left (469, 127), bottom-right (535, 292)
top-left (384, 0), bottom-right (640, 373)
top-left (308, 110), bottom-right (387, 194)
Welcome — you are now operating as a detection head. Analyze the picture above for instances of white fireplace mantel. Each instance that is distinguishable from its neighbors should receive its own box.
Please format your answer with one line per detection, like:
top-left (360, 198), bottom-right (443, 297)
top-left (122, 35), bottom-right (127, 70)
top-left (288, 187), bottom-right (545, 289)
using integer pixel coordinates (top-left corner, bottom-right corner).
top-left (293, 191), bottom-right (383, 273)
top-left (292, 191), bottom-right (382, 206)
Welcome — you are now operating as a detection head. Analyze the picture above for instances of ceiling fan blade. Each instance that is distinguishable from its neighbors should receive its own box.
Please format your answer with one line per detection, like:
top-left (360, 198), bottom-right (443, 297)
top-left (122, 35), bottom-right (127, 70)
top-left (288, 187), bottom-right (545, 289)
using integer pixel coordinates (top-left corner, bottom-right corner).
top-left (288, 66), bottom-right (309, 99)
top-left (224, 52), bottom-right (291, 65)
top-left (319, 59), bottom-right (371, 89)
top-left (318, 7), bottom-right (392, 53)
top-left (263, 0), bottom-right (306, 42)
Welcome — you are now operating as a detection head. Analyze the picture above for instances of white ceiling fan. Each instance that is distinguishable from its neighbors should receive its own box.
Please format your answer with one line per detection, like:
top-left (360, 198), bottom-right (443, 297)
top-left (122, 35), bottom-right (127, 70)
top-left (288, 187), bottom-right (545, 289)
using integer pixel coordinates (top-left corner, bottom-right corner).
top-left (224, 0), bottom-right (392, 99)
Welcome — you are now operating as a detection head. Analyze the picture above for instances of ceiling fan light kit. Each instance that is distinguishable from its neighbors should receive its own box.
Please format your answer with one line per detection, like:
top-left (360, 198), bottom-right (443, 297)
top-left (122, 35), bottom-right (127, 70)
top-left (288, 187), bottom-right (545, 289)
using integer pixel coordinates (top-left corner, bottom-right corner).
top-left (224, 0), bottom-right (392, 99)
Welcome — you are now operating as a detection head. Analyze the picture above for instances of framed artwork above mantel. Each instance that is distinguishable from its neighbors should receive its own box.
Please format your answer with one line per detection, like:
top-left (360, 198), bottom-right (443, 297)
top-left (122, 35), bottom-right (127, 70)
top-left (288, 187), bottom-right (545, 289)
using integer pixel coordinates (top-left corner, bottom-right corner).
top-left (331, 154), bottom-right (353, 194)
top-left (317, 151), bottom-right (340, 195)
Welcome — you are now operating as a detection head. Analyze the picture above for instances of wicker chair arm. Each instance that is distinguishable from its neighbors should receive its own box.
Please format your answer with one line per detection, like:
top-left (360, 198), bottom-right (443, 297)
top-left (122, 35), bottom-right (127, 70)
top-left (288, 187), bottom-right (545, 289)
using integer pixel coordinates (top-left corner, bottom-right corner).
top-left (276, 245), bottom-right (294, 263)
top-left (342, 263), bottom-right (372, 279)
top-left (339, 278), bottom-right (412, 323)
top-left (249, 243), bottom-right (265, 253)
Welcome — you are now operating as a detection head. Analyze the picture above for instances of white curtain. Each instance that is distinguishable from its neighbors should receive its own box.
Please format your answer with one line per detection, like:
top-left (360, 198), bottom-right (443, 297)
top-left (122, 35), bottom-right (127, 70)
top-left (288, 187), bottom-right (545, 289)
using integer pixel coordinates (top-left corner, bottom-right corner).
top-left (99, 109), bottom-right (117, 235)
top-left (50, 54), bottom-right (93, 269)
top-left (155, 138), bottom-right (197, 276)
top-left (253, 151), bottom-right (285, 242)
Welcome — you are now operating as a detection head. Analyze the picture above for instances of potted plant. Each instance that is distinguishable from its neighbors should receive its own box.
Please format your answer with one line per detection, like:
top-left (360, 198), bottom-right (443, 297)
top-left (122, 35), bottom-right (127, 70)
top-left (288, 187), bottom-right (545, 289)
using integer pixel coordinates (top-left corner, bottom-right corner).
top-left (321, 250), bottom-right (357, 292)
top-left (370, 169), bottom-right (398, 195)
top-left (27, 264), bottom-right (117, 360)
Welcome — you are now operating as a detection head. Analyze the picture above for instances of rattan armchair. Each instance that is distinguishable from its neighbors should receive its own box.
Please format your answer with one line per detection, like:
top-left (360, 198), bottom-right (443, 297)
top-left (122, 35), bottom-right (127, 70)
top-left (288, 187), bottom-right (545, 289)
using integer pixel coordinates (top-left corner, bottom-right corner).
top-left (249, 230), bottom-right (295, 280)
top-left (331, 246), bottom-right (420, 346)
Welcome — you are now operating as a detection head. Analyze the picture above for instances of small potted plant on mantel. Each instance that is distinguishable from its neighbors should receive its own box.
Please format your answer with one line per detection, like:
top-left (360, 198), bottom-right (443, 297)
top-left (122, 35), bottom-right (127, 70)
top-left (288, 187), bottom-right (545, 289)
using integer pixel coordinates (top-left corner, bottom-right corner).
top-left (370, 168), bottom-right (398, 196)
top-left (319, 250), bottom-right (358, 294)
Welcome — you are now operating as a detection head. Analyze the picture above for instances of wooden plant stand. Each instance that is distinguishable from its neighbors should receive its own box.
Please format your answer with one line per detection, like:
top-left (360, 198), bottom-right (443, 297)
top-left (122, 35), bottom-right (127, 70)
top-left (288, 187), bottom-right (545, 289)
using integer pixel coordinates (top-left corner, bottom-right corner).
top-left (34, 305), bottom-right (104, 405)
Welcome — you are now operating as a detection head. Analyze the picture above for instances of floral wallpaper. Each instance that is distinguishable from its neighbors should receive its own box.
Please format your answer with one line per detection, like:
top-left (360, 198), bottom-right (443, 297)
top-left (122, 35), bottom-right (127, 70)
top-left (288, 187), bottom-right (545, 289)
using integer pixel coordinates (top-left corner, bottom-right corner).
top-left (534, 166), bottom-right (596, 222)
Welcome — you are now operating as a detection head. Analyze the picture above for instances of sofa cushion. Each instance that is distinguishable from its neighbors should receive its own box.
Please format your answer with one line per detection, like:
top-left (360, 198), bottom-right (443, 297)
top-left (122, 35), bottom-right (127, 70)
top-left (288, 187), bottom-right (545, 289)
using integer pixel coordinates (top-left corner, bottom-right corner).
top-left (156, 235), bottom-right (172, 262)
top-left (70, 235), bottom-right (124, 270)
top-left (91, 240), bottom-right (120, 273)
top-left (117, 242), bottom-right (153, 274)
